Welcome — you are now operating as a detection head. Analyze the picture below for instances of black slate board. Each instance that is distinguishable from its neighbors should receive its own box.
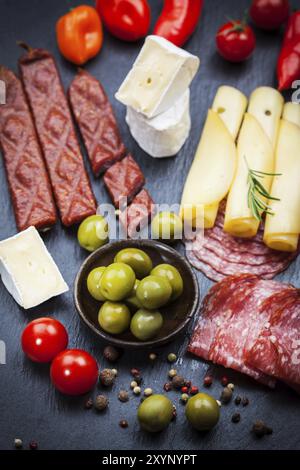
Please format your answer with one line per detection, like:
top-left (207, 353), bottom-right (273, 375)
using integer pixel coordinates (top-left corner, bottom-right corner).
top-left (0, 0), bottom-right (299, 451)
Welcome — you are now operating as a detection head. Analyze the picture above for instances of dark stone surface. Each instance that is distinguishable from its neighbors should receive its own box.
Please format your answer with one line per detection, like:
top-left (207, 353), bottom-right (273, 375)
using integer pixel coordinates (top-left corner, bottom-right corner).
top-left (0, 0), bottom-right (299, 451)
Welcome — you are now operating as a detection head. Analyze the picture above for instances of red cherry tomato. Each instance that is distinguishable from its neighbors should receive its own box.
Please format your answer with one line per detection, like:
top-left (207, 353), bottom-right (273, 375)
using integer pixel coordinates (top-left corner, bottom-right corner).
top-left (50, 349), bottom-right (99, 395)
top-left (250, 0), bottom-right (290, 31)
top-left (216, 21), bottom-right (256, 63)
top-left (21, 318), bottom-right (68, 363)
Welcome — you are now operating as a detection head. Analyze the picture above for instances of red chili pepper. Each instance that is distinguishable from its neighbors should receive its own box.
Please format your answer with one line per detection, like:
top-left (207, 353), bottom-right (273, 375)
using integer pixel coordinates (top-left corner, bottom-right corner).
top-left (153, 0), bottom-right (204, 47)
top-left (95, 0), bottom-right (150, 42)
top-left (277, 11), bottom-right (300, 90)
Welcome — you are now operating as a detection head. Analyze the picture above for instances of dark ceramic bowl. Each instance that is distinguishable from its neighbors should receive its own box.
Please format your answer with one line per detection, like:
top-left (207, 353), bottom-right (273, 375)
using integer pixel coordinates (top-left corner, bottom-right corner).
top-left (74, 240), bottom-right (199, 349)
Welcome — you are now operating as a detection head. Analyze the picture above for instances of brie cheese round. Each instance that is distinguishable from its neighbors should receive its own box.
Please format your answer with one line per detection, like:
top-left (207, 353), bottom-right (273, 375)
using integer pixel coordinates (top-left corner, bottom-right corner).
top-left (126, 89), bottom-right (191, 158)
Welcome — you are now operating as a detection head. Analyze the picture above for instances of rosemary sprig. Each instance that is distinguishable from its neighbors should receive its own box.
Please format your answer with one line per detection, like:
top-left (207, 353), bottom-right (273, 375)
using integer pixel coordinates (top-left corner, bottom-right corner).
top-left (244, 157), bottom-right (281, 222)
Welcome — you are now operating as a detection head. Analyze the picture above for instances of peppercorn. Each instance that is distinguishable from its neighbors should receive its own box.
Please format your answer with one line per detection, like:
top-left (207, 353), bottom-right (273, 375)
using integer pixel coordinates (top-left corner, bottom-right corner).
top-left (221, 376), bottom-right (229, 386)
top-left (232, 413), bottom-right (241, 423)
top-left (242, 397), bottom-right (249, 407)
top-left (144, 388), bottom-right (153, 397)
top-left (221, 386), bottom-right (233, 403)
top-left (149, 353), bottom-right (157, 361)
top-left (172, 375), bottom-right (185, 390)
top-left (130, 380), bottom-right (138, 389)
top-left (29, 441), bottom-right (38, 450)
top-left (190, 386), bottom-right (199, 395)
top-left (130, 367), bottom-right (140, 377)
top-left (181, 386), bottom-right (188, 394)
top-left (103, 345), bottom-right (120, 363)
top-left (111, 368), bottom-right (118, 377)
top-left (171, 405), bottom-right (177, 421)
top-left (167, 353), bottom-right (177, 363)
top-left (168, 368), bottom-right (177, 378)
top-left (184, 380), bottom-right (191, 389)
top-left (252, 420), bottom-right (267, 437)
top-left (133, 386), bottom-right (141, 395)
top-left (119, 420), bottom-right (128, 428)
top-left (234, 396), bottom-right (242, 405)
top-left (134, 375), bottom-right (143, 385)
top-left (84, 398), bottom-right (93, 409)
top-left (118, 390), bottom-right (129, 402)
top-left (14, 438), bottom-right (23, 449)
top-left (164, 382), bottom-right (172, 392)
top-left (94, 394), bottom-right (109, 411)
top-left (99, 369), bottom-right (115, 387)
top-left (181, 393), bottom-right (189, 404)
top-left (227, 383), bottom-right (234, 391)
top-left (204, 376), bottom-right (213, 387)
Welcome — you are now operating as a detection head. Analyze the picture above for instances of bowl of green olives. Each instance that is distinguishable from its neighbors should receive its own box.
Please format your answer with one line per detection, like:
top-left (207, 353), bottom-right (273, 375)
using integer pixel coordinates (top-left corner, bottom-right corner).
top-left (74, 240), bottom-right (199, 349)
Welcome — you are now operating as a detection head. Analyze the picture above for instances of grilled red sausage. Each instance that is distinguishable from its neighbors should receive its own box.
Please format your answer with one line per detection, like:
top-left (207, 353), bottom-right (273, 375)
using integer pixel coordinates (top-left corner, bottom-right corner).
top-left (119, 188), bottom-right (155, 238)
top-left (68, 69), bottom-right (126, 176)
top-left (19, 47), bottom-right (97, 226)
top-left (103, 154), bottom-right (145, 208)
top-left (0, 66), bottom-right (57, 231)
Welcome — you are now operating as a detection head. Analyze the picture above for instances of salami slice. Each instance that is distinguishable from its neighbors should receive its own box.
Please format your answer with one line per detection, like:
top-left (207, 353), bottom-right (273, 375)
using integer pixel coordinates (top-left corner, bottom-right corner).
top-left (119, 189), bottom-right (155, 239)
top-left (247, 290), bottom-right (300, 385)
top-left (0, 66), bottom-right (56, 231)
top-left (185, 201), bottom-right (298, 281)
top-left (19, 48), bottom-right (97, 226)
top-left (69, 69), bottom-right (126, 176)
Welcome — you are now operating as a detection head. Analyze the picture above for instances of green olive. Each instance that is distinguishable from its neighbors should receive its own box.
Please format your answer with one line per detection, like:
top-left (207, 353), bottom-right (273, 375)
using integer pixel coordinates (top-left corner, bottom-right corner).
top-left (98, 301), bottom-right (131, 335)
top-left (138, 395), bottom-right (173, 433)
top-left (126, 280), bottom-right (143, 311)
top-left (136, 275), bottom-right (172, 309)
top-left (99, 263), bottom-right (136, 301)
top-left (151, 264), bottom-right (183, 301)
top-left (114, 248), bottom-right (153, 279)
top-left (130, 309), bottom-right (163, 341)
top-left (87, 267), bottom-right (106, 301)
top-left (151, 212), bottom-right (183, 241)
top-left (77, 215), bottom-right (109, 252)
top-left (185, 393), bottom-right (220, 431)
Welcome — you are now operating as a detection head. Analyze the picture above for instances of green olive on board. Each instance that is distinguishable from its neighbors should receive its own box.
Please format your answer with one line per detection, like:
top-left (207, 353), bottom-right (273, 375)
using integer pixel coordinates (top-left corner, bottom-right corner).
top-left (151, 264), bottom-right (183, 301)
top-left (126, 280), bottom-right (143, 311)
top-left (114, 248), bottom-right (153, 279)
top-left (136, 275), bottom-right (172, 309)
top-left (185, 393), bottom-right (220, 431)
top-left (99, 263), bottom-right (136, 301)
top-left (151, 212), bottom-right (183, 241)
top-left (77, 215), bottom-right (109, 252)
top-left (130, 309), bottom-right (163, 341)
top-left (98, 301), bottom-right (131, 335)
top-left (87, 267), bottom-right (106, 301)
top-left (138, 395), bottom-right (174, 432)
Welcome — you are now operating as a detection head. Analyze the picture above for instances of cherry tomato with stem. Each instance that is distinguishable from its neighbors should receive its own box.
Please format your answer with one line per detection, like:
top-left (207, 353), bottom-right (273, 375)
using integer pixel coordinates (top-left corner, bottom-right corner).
top-left (21, 318), bottom-right (68, 363)
top-left (250, 0), bottom-right (290, 31)
top-left (216, 20), bottom-right (256, 63)
top-left (50, 349), bottom-right (99, 395)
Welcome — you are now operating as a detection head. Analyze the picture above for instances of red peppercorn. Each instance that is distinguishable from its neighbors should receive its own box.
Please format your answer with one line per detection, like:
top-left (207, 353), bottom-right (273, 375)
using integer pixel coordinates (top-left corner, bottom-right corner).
top-left (163, 382), bottom-right (172, 392)
top-left (130, 368), bottom-right (140, 377)
top-left (184, 380), bottom-right (191, 389)
top-left (204, 376), bottom-right (213, 387)
top-left (29, 441), bottom-right (38, 450)
top-left (181, 386), bottom-right (188, 394)
top-left (190, 386), bottom-right (199, 395)
top-left (221, 376), bottom-right (229, 386)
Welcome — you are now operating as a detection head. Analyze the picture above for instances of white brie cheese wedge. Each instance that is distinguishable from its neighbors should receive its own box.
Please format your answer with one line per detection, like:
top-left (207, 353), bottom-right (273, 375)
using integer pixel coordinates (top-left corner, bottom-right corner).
top-left (126, 89), bottom-right (191, 158)
top-left (0, 227), bottom-right (69, 309)
top-left (115, 35), bottom-right (199, 118)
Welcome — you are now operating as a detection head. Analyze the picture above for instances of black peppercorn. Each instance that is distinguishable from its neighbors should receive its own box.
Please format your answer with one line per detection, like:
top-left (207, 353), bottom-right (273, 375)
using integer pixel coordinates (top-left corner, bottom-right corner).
top-left (220, 387), bottom-right (232, 403)
top-left (134, 375), bottom-right (143, 385)
top-left (232, 413), bottom-right (241, 423)
top-left (94, 395), bottom-right (109, 411)
top-left (84, 398), bottom-right (93, 409)
top-left (164, 382), bottom-right (172, 392)
top-left (172, 375), bottom-right (185, 390)
top-left (242, 397), bottom-right (249, 407)
top-left (99, 369), bottom-right (115, 387)
top-left (118, 390), bottom-right (129, 402)
top-left (252, 420), bottom-right (267, 437)
top-left (234, 396), bottom-right (241, 405)
top-left (119, 420), bottom-right (128, 428)
top-left (103, 346), bottom-right (120, 363)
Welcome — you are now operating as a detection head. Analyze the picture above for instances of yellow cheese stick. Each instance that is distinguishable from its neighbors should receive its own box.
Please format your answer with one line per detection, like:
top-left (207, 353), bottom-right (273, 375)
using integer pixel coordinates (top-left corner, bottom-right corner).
top-left (248, 87), bottom-right (284, 149)
top-left (264, 103), bottom-right (300, 252)
top-left (224, 113), bottom-right (274, 238)
top-left (180, 86), bottom-right (247, 228)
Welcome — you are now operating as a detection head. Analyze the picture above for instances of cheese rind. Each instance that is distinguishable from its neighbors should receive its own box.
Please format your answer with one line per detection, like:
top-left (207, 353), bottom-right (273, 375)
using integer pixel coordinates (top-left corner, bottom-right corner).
top-left (115, 35), bottom-right (199, 118)
top-left (224, 113), bottom-right (274, 238)
top-left (126, 90), bottom-right (191, 158)
top-left (0, 227), bottom-right (69, 309)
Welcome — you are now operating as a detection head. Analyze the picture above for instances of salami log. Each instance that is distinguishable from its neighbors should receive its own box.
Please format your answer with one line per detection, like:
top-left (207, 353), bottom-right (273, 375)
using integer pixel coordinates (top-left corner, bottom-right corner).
top-left (0, 66), bottom-right (56, 231)
top-left (19, 48), bottom-right (96, 226)
top-left (119, 188), bottom-right (155, 238)
top-left (103, 154), bottom-right (145, 208)
top-left (69, 69), bottom-right (126, 176)
top-left (185, 201), bottom-right (298, 281)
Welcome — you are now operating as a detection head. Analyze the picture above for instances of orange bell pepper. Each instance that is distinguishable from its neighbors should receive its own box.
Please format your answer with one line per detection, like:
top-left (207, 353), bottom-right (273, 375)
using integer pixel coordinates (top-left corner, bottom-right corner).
top-left (56, 5), bottom-right (103, 65)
